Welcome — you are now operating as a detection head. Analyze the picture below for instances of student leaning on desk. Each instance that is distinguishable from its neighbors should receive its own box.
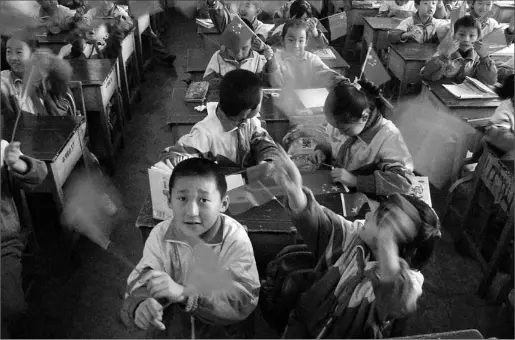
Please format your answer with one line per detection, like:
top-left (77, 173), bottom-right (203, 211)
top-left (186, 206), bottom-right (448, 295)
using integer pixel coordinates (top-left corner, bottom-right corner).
top-left (469, 0), bottom-right (515, 44)
top-left (377, 0), bottom-right (417, 19)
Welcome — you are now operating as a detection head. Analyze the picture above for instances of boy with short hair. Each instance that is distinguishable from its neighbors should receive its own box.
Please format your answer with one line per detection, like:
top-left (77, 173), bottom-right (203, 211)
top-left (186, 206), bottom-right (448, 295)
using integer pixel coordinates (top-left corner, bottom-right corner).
top-left (378, 0), bottom-right (417, 18)
top-left (84, 0), bottom-right (134, 38)
top-left (421, 15), bottom-right (497, 85)
top-left (121, 158), bottom-right (260, 338)
top-left (162, 69), bottom-right (278, 168)
top-left (388, 0), bottom-right (448, 44)
top-left (36, 0), bottom-right (85, 35)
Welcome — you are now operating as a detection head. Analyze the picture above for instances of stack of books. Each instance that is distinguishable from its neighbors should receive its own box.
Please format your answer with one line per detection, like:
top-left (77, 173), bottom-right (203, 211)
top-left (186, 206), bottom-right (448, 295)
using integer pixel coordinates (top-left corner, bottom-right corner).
top-left (185, 81), bottom-right (210, 103)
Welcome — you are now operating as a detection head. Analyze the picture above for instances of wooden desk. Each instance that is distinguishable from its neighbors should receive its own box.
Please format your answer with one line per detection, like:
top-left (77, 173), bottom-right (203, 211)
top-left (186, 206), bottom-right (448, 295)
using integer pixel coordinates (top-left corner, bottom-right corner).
top-left (361, 17), bottom-right (401, 62)
top-left (69, 59), bottom-right (125, 173)
top-left (314, 46), bottom-right (350, 75)
top-left (37, 33), bottom-right (70, 55)
top-left (492, 1), bottom-right (514, 24)
top-left (388, 43), bottom-right (438, 99)
top-left (343, 4), bottom-right (381, 55)
top-left (490, 44), bottom-right (514, 64)
top-left (133, 13), bottom-right (154, 76)
top-left (118, 29), bottom-right (142, 120)
top-left (3, 116), bottom-right (86, 212)
top-left (392, 329), bottom-right (484, 339)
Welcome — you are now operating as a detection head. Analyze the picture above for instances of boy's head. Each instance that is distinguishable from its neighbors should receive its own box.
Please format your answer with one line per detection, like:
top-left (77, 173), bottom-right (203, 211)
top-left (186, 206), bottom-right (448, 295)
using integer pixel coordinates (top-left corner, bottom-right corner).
top-left (219, 69), bottom-right (263, 121)
top-left (6, 36), bottom-right (34, 75)
top-left (415, 0), bottom-right (437, 18)
top-left (84, 22), bottom-right (109, 42)
top-left (36, 0), bottom-right (59, 10)
top-left (453, 15), bottom-right (481, 51)
top-left (290, 0), bottom-right (314, 19)
top-left (281, 19), bottom-right (309, 57)
top-left (168, 158), bottom-right (229, 237)
top-left (237, 0), bottom-right (262, 22)
top-left (471, 0), bottom-right (493, 19)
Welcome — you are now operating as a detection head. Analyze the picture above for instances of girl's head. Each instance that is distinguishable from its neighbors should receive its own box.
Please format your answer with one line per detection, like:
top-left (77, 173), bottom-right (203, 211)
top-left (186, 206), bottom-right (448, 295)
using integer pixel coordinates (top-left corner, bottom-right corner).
top-left (323, 80), bottom-right (385, 137)
top-left (6, 35), bottom-right (35, 75)
top-left (495, 74), bottom-right (514, 105)
top-left (471, 0), bottom-right (493, 19)
top-left (289, 0), bottom-right (315, 19)
top-left (282, 19), bottom-right (308, 57)
top-left (360, 194), bottom-right (441, 270)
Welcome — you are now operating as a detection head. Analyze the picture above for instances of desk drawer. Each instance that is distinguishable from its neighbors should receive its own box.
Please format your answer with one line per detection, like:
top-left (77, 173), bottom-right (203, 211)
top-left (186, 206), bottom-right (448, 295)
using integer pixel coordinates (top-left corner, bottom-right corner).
top-left (121, 31), bottom-right (135, 63)
top-left (53, 121), bottom-right (87, 188)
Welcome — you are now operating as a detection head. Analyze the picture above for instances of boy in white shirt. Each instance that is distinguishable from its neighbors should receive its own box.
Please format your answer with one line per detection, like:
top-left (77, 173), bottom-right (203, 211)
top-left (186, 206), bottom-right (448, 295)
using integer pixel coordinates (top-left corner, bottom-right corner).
top-left (378, 0), bottom-right (417, 19)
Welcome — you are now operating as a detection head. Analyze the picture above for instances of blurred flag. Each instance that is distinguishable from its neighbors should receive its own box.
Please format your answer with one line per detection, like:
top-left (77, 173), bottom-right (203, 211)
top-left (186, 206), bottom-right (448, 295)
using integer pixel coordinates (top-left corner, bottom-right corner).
top-left (340, 192), bottom-right (370, 217)
top-left (221, 15), bottom-right (254, 52)
top-left (327, 12), bottom-right (347, 41)
top-left (450, 1), bottom-right (468, 26)
top-left (128, 0), bottom-right (162, 18)
top-left (361, 45), bottom-right (391, 86)
top-left (482, 28), bottom-right (509, 53)
top-left (0, 1), bottom-right (41, 36)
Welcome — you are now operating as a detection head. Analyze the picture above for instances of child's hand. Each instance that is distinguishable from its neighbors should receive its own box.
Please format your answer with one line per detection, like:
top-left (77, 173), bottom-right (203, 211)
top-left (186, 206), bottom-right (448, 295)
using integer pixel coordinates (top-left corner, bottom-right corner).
top-left (307, 149), bottom-right (326, 165)
top-left (263, 44), bottom-right (274, 61)
top-left (331, 167), bottom-right (357, 187)
top-left (134, 298), bottom-right (166, 331)
top-left (306, 18), bottom-right (319, 37)
top-left (142, 270), bottom-right (186, 303)
top-left (272, 146), bottom-right (305, 211)
top-left (401, 30), bottom-right (417, 40)
top-left (438, 39), bottom-right (459, 57)
top-left (4, 142), bottom-right (27, 174)
top-left (251, 37), bottom-right (265, 51)
top-left (473, 41), bottom-right (489, 59)
top-left (58, 44), bottom-right (73, 59)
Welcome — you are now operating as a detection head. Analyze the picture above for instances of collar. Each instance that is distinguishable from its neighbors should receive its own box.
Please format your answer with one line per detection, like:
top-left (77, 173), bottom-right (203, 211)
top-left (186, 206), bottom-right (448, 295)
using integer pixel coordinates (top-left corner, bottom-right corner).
top-left (216, 105), bottom-right (244, 132)
top-left (412, 12), bottom-right (434, 26)
top-left (450, 48), bottom-right (477, 61)
top-left (358, 109), bottom-right (383, 144)
top-left (280, 49), bottom-right (309, 61)
top-left (219, 47), bottom-right (255, 64)
top-left (164, 216), bottom-right (224, 246)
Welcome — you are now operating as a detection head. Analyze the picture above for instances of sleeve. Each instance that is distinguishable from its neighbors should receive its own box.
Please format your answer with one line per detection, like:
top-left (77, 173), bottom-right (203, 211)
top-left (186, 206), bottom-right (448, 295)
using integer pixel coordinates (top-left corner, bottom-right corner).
top-left (474, 56), bottom-right (498, 86)
top-left (356, 133), bottom-right (415, 195)
top-left (311, 55), bottom-right (349, 88)
top-left (311, 28), bottom-right (330, 49)
top-left (285, 187), bottom-right (355, 263)
top-left (388, 17), bottom-right (410, 43)
top-left (193, 231), bottom-right (260, 324)
top-left (268, 55), bottom-right (286, 88)
top-left (378, 1), bottom-right (391, 15)
top-left (203, 52), bottom-right (222, 80)
top-left (207, 0), bottom-right (232, 34)
top-left (159, 127), bottom-right (212, 162)
top-left (489, 102), bottom-right (515, 130)
top-left (249, 118), bottom-right (278, 163)
top-left (420, 54), bottom-right (448, 81)
top-left (9, 155), bottom-right (48, 191)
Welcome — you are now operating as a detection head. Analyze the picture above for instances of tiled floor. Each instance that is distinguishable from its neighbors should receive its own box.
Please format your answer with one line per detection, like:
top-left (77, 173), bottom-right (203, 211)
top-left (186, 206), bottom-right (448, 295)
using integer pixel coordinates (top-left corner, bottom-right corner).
top-left (20, 9), bottom-right (514, 339)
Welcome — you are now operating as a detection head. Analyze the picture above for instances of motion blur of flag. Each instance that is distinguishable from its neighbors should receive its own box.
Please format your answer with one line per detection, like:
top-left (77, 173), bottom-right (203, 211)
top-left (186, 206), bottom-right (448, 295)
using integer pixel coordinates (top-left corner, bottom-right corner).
top-left (327, 12), bottom-right (347, 41)
top-left (128, 0), bottom-right (162, 18)
top-left (221, 15), bottom-right (254, 52)
top-left (362, 46), bottom-right (391, 86)
top-left (0, 1), bottom-right (40, 36)
top-left (439, 1), bottom-right (468, 46)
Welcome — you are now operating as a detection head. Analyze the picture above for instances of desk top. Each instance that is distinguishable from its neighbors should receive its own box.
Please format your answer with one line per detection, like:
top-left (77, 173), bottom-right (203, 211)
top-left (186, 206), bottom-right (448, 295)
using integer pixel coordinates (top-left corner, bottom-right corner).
top-left (363, 17), bottom-right (402, 30)
top-left (494, 1), bottom-right (514, 8)
top-left (392, 329), bottom-right (484, 339)
top-left (3, 116), bottom-right (85, 162)
top-left (318, 46), bottom-right (350, 70)
top-left (69, 59), bottom-right (117, 85)
top-left (37, 32), bottom-right (71, 44)
top-left (389, 43), bottom-right (438, 61)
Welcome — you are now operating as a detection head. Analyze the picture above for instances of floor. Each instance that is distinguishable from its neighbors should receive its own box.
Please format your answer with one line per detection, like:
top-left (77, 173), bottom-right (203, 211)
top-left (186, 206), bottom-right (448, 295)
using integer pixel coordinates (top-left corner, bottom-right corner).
top-left (20, 9), bottom-right (514, 339)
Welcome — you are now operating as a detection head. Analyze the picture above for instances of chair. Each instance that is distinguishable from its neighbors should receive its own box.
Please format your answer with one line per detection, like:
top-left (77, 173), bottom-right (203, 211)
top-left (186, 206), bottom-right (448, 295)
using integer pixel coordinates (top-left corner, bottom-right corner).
top-left (68, 80), bottom-right (87, 117)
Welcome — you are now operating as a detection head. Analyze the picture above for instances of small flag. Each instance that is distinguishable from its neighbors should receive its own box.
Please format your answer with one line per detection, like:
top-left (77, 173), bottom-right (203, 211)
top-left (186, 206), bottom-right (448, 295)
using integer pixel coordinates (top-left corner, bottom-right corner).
top-left (327, 12), bottom-right (347, 41)
top-left (362, 46), bottom-right (391, 86)
top-left (482, 28), bottom-right (509, 53)
top-left (221, 16), bottom-right (254, 52)
top-left (128, 0), bottom-right (162, 18)
top-left (340, 192), bottom-right (370, 217)
top-left (450, 1), bottom-right (468, 26)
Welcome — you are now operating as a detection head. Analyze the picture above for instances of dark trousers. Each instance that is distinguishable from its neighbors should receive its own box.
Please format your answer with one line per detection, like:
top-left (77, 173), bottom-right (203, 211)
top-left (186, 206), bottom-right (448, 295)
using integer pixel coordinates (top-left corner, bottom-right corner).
top-left (1, 252), bottom-right (27, 339)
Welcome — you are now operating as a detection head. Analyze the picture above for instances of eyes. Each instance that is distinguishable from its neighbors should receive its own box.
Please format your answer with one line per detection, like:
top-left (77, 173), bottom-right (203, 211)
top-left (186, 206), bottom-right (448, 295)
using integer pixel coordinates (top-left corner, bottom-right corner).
top-left (176, 196), bottom-right (210, 203)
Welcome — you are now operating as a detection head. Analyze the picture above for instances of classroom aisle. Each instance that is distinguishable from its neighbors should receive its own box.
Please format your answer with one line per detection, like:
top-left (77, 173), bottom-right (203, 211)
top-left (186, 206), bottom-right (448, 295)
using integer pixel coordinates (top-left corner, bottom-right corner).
top-left (21, 9), bottom-right (513, 339)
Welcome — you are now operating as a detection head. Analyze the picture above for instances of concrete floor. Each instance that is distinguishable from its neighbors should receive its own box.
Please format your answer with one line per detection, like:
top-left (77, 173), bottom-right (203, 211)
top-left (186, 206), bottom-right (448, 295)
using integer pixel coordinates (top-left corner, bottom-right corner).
top-left (21, 10), bottom-right (514, 339)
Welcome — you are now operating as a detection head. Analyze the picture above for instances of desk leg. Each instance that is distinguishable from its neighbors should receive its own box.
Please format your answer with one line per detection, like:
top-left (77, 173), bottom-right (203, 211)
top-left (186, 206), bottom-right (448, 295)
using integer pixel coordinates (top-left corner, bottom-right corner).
top-left (134, 24), bottom-right (145, 81)
top-left (118, 55), bottom-right (132, 121)
top-left (49, 164), bottom-right (64, 215)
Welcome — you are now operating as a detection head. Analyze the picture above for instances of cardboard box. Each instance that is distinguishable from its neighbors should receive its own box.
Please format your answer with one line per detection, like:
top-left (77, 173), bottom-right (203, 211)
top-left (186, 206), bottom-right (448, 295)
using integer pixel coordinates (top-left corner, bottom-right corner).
top-left (148, 165), bottom-right (173, 220)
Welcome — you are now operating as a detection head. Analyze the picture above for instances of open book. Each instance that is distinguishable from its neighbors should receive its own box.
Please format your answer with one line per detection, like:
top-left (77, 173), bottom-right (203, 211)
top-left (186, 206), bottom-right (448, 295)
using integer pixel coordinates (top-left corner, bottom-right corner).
top-left (442, 76), bottom-right (498, 99)
top-left (312, 48), bottom-right (337, 60)
top-left (196, 18), bottom-right (214, 29)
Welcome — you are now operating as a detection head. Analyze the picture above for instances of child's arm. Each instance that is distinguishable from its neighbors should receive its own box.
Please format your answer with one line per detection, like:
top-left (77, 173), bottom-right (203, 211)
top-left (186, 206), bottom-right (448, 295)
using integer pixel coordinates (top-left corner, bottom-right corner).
top-left (473, 41), bottom-right (498, 86)
top-left (388, 17), bottom-right (412, 43)
top-left (203, 51), bottom-right (223, 81)
top-left (420, 54), bottom-right (449, 81)
top-left (4, 142), bottom-right (48, 190)
top-left (249, 118), bottom-right (279, 163)
top-left (206, 0), bottom-right (232, 34)
top-left (485, 126), bottom-right (515, 153)
top-left (160, 128), bottom-right (212, 165)
top-left (434, 1), bottom-right (449, 19)
top-left (265, 30), bottom-right (283, 48)
top-left (274, 1), bottom-right (291, 19)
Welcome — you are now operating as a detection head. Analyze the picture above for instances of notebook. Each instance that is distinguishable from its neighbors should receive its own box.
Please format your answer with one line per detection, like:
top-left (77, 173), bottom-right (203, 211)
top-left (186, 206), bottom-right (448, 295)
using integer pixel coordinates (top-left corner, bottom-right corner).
top-left (442, 76), bottom-right (498, 99)
top-left (196, 18), bottom-right (214, 29)
top-left (312, 48), bottom-right (337, 60)
top-left (185, 81), bottom-right (209, 103)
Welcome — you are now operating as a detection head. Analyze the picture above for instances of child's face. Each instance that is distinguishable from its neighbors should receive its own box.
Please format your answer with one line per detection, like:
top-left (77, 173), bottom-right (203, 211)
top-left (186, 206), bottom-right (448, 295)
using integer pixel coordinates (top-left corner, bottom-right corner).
top-left (85, 24), bottom-right (109, 42)
top-left (416, 1), bottom-right (437, 17)
top-left (169, 175), bottom-right (229, 237)
top-left (283, 27), bottom-right (308, 57)
top-left (6, 39), bottom-right (31, 74)
top-left (454, 26), bottom-right (479, 51)
top-left (472, 1), bottom-right (493, 19)
top-left (327, 111), bottom-right (369, 137)
top-left (227, 39), bottom-right (252, 61)
top-left (238, 1), bottom-right (260, 21)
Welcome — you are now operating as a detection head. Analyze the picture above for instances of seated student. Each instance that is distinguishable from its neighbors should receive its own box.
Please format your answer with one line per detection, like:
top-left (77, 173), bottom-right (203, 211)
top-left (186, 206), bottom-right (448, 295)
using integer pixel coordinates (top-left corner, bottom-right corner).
top-left (378, 0), bottom-right (417, 19)
top-left (388, 0), bottom-right (448, 44)
top-left (433, 0), bottom-right (464, 19)
top-left (309, 80), bottom-right (415, 196)
top-left (421, 15), bottom-right (497, 85)
top-left (274, 0), bottom-right (320, 20)
top-left (76, 22), bottom-right (117, 59)
top-left (203, 19), bottom-right (275, 84)
top-left (484, 74), bottom-right (514, 160)
top-left (271, 147), bottom-right (441, 339)
top-left (469, 0), bottom-right (515, 44)
top-left (84, 0), bottom-right (134, 38)
top-left (267, 0), bottom-right (329, 50)
top-left (498, 57), bottom-right (514, 84)
top-left (162, 69), bottom-right (278, 168)
top-left (206, 0), bottom-right (269, 52)
top-left (121, 158), bottom-right (260, 338)
top-left (1, 140), bottom-right (48, 339)
top-left (36, 0), bottom-right (86, 35)
top-left (268, 19), bottom-right (347, 89)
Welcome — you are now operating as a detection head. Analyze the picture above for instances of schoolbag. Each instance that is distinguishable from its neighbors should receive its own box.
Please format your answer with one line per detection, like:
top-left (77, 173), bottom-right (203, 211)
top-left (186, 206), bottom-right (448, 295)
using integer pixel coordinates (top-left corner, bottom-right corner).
top-left (259, 244), bottom-right (319, 334)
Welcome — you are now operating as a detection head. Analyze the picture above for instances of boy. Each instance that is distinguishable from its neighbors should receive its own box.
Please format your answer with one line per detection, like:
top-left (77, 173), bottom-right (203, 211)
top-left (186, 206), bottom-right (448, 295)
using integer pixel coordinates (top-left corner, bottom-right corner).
top-left (470, 0), bottom-right (515, 42)
top-left (421, 15), bottom-right (497, 85)
top-left (388, 0), bottom-right (448, 44)
top-left (121, 158), bottom-right (260, 338)
top-left (36, 0), bottom-right (85, 35)
top-left (206, 0), bottom-right (268, 52)
top-left (84, 0), bottom-right (134, 38)
top-left (1, 140), bottom-right (48, 338)
top-left (162, 69), bottom-right (278, 168)
top-left (378, 0), bottom-right (417, 19)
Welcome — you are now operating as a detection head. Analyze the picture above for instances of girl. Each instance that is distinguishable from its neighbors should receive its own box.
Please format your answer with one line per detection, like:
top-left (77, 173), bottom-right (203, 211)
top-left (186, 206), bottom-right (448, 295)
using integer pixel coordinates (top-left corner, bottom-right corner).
top-left (267, 0), bottom-right (328, 50)
top-left (268, 19), bottom-right (345, 89)
top-left (469, 0), bottom-right (515, 43)
top-left (272, 146), bottom-right (441, 338)
top-left (309, 80), bottom-right (415, 196)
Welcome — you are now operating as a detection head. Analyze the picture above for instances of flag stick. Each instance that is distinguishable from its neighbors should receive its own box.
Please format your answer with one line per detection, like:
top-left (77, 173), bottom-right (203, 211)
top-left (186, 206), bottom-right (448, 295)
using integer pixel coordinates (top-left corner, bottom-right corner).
top-left (11, 64), bottom-right (36, 143)
top-left (257, 180), bottom-right (285, 209)
top-left (317, 12), bottom-right (344, 22)
top-left (359, 43), bottom-right (373, 80)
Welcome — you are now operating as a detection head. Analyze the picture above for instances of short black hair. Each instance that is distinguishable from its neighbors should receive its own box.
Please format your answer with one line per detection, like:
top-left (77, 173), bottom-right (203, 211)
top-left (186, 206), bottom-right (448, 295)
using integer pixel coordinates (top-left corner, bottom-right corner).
top-left (219, 69), bottom-right (263, 117)
top-left (281, 18), bottom-right (309, 39)
top-left (495, 74), bottom-right (514, 100)
top-left (289, 0), bottom-right (317, 19)
top-left (454, 15), bottom-right (481, 37)
top-left (169, 158), bottom-right (228, 197)
top-left (414, 0), bottom-right (421, 5)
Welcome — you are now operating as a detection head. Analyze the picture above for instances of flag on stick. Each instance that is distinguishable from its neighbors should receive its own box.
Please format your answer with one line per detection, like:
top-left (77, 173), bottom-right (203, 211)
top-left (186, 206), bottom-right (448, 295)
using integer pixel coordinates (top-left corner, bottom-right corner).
top-left (361, 44), bottom-right (391, 86)
top-left (221, 16), bottom-right (255, 53)
top-left (326, 12), bottom-right (347, 41)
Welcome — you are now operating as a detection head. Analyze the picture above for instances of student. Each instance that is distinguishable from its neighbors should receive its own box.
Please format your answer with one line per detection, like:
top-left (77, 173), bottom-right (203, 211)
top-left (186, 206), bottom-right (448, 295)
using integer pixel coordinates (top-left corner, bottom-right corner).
top-left (1, 140), bottom-right (48, 338)
top-left (206, 0), bottom-right (269, 52)
top-left (84, 0), bottom-right (134, 38)
top-left (271, 146), bottom-right (441, 339)
top-left (267, 0), bottom-right (329, 50)
top-left (378, 0), bottom-right (417, 19)
top-left (203, 21), bottom-right (275, 84)
top-left (484, 74), bottom-right (514, 160)
top-left (388, 0), bottom-right (448, 44)
top-left (421, 15), bottom-right (497, 85)
top-left (309, 80), bottom-right (414, 196)
top-left (162, 69), bottom-right (278, 168)
top-left (269, 19), bottom-right (347, 89)
top-left (498, 57), bottom-right (514, 84)
top-left (121, 158), bottom-right (260, 338)
top-left (433, 0), bottom-right (465, 19)
top-left (36, 0), bottom-right (85, 35)
top-left (469, 0), bottom-right (515, 43)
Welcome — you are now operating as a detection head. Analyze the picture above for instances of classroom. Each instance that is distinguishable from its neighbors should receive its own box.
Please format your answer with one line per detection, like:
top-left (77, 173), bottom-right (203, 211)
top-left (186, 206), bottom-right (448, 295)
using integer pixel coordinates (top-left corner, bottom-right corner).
top-left (0, 0), bottom-right (514, 339)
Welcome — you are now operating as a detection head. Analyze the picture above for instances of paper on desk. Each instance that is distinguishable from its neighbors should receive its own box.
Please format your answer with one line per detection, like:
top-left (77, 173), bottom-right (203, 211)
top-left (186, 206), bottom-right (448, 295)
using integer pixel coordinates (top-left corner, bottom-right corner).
top-left (312, 48), bottom-right (337, 60)
top-left (483, 28), bottom-right (509, 53)
top-left (296, 88), bottom-right (330, 109)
